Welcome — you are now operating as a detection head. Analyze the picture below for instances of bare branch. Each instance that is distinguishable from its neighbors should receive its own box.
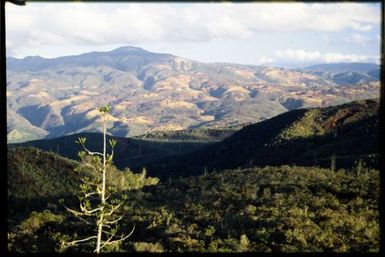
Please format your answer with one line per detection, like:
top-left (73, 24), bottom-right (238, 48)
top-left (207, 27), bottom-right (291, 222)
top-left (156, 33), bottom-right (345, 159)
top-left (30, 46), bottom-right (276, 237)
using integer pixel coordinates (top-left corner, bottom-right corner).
top-left (102, 223), bottom-right (112, 229)
top-left (104, 194), bottom-right (112, 201)
top-left (64, 205), bottom-right (92, 217)
top-left (79, 202), bottom-right (103, 215)
top-left (84, 191), bottom-right (99, 198)
top-left (81, 145), bottom-right (104, 157)
top-left (80, 178), bottom-right (99, 187)
top-left (99, 225), bottom-right (136, 250)
top-left (63, 235), bottom-right (97, 247)
top-left (80, 161), bottom-right (96, 169)
top-left (105, 214), bottom-right (125, 225)
top-left (101, 229), bottom-right (116, 237)
top-left (75, 215), bottom-right (92, 225)
top-left (104, 202), bottom-right (123, 217)
top-left (102, 231), bottom-right (117, 248)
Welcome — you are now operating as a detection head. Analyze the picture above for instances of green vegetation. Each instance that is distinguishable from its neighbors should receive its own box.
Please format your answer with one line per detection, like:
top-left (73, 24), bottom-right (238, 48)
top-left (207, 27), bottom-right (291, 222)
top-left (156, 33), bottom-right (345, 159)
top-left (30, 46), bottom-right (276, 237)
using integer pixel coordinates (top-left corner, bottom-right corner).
top-left (8, 156), bottom-right (380, 252)
top-left (7, 147), bottom-right (79, 224)
top-left (136, 127), bottom-right (238, 142)
top-left (277, 99), bottom-right (378, 141)
top-left (8, 147), bottom-right (78, 199)
top-left (123, 165), bottom-right (379, 252)
top-left (278, 109), bottom-right (326, 139)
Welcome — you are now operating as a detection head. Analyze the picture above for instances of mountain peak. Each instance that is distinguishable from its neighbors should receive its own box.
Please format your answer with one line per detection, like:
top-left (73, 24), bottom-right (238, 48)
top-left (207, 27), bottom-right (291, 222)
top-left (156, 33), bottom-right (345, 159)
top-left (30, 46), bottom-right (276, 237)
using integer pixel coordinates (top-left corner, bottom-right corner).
top-left (111, 46), bottom-right (147, 53)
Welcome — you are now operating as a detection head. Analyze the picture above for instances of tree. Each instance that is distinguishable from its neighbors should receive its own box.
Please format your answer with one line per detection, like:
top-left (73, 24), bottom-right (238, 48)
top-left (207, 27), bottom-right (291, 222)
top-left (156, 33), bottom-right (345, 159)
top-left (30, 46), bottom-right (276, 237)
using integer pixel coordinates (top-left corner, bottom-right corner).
top-left (60, 105), bottom-right (158, 253)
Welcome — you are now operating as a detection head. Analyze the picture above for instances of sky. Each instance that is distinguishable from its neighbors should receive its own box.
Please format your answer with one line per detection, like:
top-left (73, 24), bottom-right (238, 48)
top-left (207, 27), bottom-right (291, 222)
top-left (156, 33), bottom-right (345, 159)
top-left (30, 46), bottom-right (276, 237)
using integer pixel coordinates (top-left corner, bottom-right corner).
top-left (5, 1), bottom-right (382, 68)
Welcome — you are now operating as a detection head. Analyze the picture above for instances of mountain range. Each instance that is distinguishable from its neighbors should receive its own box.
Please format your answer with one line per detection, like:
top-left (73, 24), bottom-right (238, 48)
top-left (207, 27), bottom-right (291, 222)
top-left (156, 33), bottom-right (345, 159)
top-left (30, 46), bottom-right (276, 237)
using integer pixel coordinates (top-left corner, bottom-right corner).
top-left (6, 46), bottom-right (380, 143)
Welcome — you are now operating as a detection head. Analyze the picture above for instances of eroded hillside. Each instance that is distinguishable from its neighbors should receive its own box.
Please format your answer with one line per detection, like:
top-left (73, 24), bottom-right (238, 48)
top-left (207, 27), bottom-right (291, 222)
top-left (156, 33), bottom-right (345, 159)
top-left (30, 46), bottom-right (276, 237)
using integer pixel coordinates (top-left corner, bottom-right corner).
top-left (6, 47), bottom-right (380, 143)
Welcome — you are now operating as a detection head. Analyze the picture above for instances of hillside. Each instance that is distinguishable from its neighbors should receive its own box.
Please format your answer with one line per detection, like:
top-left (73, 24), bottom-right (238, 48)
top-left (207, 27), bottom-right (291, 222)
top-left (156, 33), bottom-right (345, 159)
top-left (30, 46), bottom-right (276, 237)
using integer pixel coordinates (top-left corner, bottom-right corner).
top-left (9, 133), bottom-right (209, 171)
top-left (8, 163), bottom-right (380, 252)
top-left (135, 127), bottom-right (239, 142)
top-left (141, 99), bottom-right (379, 179)
top-left (7, 146), bottom-right (159, 222)
top-left (7, 147), bottom-right (79, 225)
top-left (8, 147), bottom-right (78, 200)
top-left (6, 46), bottom-right (380, 143)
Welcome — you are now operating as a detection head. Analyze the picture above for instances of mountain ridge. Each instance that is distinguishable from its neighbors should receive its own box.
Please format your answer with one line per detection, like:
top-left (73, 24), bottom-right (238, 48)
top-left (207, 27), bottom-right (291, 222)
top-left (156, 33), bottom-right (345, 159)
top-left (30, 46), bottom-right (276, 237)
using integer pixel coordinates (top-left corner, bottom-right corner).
top-left (6, 46), bottom-right (380, 143)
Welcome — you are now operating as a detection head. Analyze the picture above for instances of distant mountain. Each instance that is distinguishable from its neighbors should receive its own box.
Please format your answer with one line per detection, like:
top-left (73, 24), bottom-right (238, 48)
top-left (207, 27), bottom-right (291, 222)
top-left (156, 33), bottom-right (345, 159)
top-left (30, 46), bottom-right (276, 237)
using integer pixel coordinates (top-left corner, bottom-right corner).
top-left (303, 63), bottom-right (379, 73)
top-left (6, 46), bottom-right (173, 72)
top-left (301, 63), bottom-right (380, 84)
top-left (141, 99), bottom-right (379, 179)
top-left (6, 47), bottom-right (380, 143)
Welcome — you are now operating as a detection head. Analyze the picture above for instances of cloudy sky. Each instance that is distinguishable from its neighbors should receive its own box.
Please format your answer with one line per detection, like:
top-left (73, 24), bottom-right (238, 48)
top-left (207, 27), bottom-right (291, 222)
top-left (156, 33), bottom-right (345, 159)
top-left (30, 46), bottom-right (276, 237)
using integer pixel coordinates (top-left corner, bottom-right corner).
top-left (5, 2), bottom-right (382, 67)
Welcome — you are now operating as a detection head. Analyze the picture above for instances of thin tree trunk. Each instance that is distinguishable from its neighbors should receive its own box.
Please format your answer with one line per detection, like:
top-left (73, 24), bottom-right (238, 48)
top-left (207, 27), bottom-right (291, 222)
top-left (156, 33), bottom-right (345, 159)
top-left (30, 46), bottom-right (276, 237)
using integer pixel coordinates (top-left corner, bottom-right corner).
top-left (96, 217), bottom-right (103, 253)
top-left (96, 116), bottom-right (107, 254)
top-left (102, 114), bottom-right (107, 204)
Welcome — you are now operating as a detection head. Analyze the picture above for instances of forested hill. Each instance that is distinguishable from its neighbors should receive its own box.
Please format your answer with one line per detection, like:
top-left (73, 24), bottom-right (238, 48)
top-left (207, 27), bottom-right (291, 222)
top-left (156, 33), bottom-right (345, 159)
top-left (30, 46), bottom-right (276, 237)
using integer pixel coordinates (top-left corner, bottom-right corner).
top-left (141, 98), bottom-right (379, 179)
top-left (7, 147), bottom-right (79, 200)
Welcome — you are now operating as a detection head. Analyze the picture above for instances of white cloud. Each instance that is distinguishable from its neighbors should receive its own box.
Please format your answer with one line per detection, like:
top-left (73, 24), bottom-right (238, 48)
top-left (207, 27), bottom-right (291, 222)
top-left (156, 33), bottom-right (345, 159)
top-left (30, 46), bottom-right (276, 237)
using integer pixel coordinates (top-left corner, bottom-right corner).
top-left (268, 48), bottom-right (379, 66)
top-left (322, 52), bottom-right (375, 63)
top-left (350, 22), bottom-right (373, 32)
top-left (5, 2), bottom-right (381, 57)
top-left (274, 49), bottom-right (322, 62)
top-left (344, 34), bottom-right (371, 46)
top-left (257, 56), bottom-right (274, 65)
